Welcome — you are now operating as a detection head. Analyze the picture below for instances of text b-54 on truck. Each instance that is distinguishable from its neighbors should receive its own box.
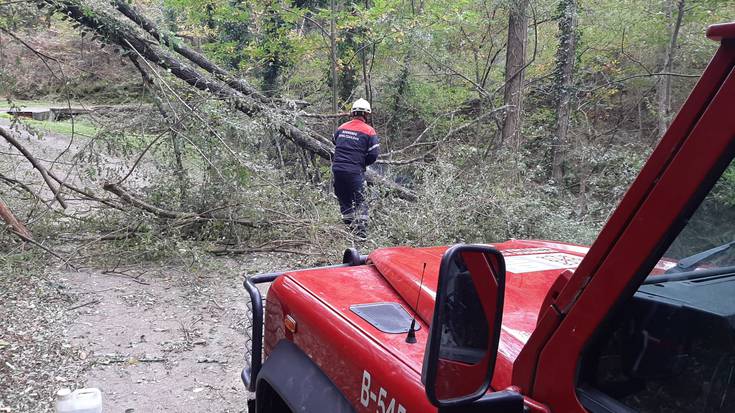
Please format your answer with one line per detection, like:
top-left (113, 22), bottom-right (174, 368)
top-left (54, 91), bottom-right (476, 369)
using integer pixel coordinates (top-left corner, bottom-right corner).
top-left (243, 22), bottom-right (735, 413)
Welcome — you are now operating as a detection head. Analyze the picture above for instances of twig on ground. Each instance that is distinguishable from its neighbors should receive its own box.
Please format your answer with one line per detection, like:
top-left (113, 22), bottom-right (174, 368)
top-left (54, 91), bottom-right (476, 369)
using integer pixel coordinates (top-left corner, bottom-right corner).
top-left (101, 270), bottom-right (151, 285)
top-left (9, 229), bottom-right (76, 269)
top-left (66, 299), bottom-right (101, 311)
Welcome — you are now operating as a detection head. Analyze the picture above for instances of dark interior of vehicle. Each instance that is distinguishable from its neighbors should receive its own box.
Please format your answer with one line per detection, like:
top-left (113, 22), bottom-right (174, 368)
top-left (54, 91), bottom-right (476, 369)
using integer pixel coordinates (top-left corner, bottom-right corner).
top-left (578, 273), bottom-right (735, 413)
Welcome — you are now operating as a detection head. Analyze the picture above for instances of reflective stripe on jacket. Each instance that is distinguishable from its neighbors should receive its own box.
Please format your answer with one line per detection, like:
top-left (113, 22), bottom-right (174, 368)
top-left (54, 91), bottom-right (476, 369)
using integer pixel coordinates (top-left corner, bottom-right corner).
top-left (332, 119), bottom-right (380, 174)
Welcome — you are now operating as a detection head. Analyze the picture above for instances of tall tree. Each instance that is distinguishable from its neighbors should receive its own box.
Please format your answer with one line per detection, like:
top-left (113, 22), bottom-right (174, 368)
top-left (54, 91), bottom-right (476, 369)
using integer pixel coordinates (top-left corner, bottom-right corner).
top-left (551, 0), bottom-right (578, 182)
top-left (359, 0), bottom-right (373, 104)
top-left (656, 0), bottom-right (685, 137)
top-left (330, 0), bottom-right (338, 117)
top-left (261, 0), bottom-right (288, 96)
top-left (333, 2), bottom-right (360, 105)
top-left (501, 0), bottom-right (529, 152)
top-left (337, 24), bottom-right (358, 103)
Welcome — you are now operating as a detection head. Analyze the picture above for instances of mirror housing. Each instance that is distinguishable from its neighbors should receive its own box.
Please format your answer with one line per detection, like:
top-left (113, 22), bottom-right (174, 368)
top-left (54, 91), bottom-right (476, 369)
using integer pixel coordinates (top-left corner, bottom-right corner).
top-left (422, 244), bottom-right (506, 408)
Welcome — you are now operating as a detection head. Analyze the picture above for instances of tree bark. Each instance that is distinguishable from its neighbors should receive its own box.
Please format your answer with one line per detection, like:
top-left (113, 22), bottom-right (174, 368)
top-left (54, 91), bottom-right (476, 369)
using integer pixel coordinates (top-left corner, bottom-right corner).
top-left (338, 4), bottom-right (360, 104)
top-left (388, 52), bottom-right (412, 136)
top-left (360, 0), bottom-right (373, 105)
top-left (261, 0), bottom-right (288, 96)
top-left (501, 0), bottom-right (529, 151)
top-left (656, 0), bottom-right (685, 137)
top-left (551, 0), bottom-right (578, 182)
top-left (0, 199), bottom-right (32, 240)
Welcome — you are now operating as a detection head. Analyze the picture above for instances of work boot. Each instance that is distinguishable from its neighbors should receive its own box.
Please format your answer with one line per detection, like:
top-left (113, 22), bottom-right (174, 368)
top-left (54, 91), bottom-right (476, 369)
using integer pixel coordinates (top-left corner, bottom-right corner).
top-left (354, 220), bottom-right (368, 241)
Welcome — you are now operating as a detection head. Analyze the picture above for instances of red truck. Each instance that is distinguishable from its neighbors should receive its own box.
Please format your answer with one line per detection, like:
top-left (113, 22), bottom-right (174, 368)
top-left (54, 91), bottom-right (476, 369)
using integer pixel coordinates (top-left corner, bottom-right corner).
top-left (242, 22), bottom-right (735, 413)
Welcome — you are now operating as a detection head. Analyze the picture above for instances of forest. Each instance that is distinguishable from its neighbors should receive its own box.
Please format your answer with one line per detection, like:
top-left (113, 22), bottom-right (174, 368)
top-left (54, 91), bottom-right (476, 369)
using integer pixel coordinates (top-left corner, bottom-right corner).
top-left (1, 0), bottom-right (734, 411)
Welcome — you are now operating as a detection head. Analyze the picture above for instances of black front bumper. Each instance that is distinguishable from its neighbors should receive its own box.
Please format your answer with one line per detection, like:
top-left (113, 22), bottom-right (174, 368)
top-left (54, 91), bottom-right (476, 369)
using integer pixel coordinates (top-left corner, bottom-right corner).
top-left (241, 248), bottom-right (366, 392)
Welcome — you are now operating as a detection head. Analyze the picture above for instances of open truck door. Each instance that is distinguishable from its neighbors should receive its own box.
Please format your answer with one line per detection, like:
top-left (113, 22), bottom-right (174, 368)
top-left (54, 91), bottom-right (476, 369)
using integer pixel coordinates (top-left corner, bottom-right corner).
top-left (514, 21), bottom-right (735, 413)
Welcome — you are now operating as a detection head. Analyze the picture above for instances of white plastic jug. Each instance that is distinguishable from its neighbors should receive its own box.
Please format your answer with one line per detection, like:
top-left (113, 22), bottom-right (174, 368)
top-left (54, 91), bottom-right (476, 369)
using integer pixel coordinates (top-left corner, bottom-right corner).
top-left (55, 388), bottom-right (102, 413)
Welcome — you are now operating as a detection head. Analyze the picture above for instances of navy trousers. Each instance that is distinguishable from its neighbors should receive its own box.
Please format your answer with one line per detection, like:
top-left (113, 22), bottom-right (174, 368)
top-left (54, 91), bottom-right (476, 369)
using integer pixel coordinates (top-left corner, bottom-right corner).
top-left (333, 170), bottom-right (368, 236)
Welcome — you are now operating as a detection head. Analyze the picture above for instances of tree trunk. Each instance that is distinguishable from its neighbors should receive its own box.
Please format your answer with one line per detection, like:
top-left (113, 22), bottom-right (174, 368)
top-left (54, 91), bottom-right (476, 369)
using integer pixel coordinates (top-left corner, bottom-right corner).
top-left (330, 0), bottom-right (338, 121)
top-left (501, 0), bottom-right (529, 152)
top-left (361, 45), bottom-right (372, 103)
top-left (261, 1), bottom-right (287, 96)
top-left (551, 0), bottom-right (578, 183)
top-left (388, 52), bottom-right (412, 136)
top-left (656, 0), bottom-right (685, 137)
top-left (360, 0), bottom-right (373, 106)
top-left (338, 5), bottom-right (359, 104)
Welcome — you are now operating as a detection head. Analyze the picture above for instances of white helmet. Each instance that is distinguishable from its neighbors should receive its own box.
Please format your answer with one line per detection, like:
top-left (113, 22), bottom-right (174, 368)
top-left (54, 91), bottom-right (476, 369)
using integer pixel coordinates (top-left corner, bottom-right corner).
top-left (351, 98), bottom-right (372, 115)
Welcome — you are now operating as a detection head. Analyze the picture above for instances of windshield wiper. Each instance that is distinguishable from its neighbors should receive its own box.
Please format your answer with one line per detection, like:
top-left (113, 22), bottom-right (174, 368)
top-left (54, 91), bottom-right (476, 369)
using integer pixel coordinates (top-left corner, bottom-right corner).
top-left (664, 240), bottom-right (735, 274)
top-left (643, 264), bottom-right (735, 285)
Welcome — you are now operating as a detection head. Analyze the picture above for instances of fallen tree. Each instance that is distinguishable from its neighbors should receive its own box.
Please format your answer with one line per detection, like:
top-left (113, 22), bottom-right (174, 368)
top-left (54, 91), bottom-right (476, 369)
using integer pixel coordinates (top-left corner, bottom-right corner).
top-left (102, 182), bottom-right (259, 227)
top-left (40, 0), bottom-right (417, 201)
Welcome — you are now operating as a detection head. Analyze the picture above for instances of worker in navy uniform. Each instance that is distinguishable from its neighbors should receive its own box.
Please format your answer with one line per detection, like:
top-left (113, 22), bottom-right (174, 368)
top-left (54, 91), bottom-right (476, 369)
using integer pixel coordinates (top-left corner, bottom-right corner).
top-left (332, 98), bottom-right (380, 239)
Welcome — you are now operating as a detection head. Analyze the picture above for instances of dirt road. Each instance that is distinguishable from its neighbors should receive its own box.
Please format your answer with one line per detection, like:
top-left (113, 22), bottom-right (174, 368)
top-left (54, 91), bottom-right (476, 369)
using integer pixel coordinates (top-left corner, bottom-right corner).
top-left (1, 254), bottom-right (289, 413)
top-left (58, 260), bottom-right (263, 413)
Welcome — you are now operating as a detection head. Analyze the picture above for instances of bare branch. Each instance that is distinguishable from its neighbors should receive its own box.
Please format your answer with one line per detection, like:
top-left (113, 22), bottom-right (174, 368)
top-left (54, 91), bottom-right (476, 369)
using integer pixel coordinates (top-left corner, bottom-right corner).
top-left (0, 172), bottom-right (52, 207)
top-left (102, 182), bottom-right (259, 227)
top-left (0, 127), bottom-right (68, 209)
top-left (581, 71), bottom-right (700, 94)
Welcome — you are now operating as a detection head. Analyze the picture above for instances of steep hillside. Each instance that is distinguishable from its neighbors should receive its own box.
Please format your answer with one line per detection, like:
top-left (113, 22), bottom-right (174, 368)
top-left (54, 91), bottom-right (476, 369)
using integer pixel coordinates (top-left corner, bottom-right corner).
top-left (0, 24), bottom-right (140, 101)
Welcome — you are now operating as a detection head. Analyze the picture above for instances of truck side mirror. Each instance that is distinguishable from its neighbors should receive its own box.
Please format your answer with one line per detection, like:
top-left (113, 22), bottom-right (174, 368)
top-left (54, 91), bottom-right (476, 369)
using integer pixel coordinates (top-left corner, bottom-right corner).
top-left (422, 244), bottom-right (506, 408)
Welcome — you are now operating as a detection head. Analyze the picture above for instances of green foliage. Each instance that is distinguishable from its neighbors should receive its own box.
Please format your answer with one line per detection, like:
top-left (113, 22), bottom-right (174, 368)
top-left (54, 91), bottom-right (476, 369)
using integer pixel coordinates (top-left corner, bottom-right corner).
top-left (0, 2), bottom-right (43, 30)
top-left (369, 151), bottom-right (600, 247)
top-left (164, 0), bottom-right (311, 93)
top-left (714, 164), bottom-right (735, 208)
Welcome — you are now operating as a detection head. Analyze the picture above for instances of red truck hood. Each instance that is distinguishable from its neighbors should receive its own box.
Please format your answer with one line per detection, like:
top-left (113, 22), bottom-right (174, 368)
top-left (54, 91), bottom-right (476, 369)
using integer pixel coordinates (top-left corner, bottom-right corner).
top-left (368, 240), bottom-right (589, 327)
top-left (368, 240), bottom-right (590, 386)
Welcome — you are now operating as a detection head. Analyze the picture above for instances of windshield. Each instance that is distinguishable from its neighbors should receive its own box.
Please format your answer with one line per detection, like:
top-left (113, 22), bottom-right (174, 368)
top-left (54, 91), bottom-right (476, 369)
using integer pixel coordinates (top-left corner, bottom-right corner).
top-left (651, 160), bottom-right (735, 276)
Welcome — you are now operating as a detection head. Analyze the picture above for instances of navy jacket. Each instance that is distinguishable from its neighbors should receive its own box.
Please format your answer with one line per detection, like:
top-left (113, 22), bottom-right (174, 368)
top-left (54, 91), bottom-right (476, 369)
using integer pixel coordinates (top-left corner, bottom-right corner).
top-left (332, 119), bottom-right (380, 174)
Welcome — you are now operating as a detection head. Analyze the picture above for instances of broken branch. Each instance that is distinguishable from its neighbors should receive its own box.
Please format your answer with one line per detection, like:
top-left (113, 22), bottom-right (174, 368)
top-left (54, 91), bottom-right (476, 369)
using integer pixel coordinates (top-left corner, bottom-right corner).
top-left (10, 229), bottom-right (75, 268)
top-left (0, 199), bottom-right (32, 240)
top-left (0, 127), bottom-right (68, 209)
top-left (102, 182), bottom-right (259, 227)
